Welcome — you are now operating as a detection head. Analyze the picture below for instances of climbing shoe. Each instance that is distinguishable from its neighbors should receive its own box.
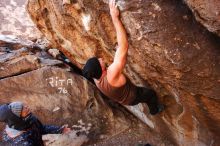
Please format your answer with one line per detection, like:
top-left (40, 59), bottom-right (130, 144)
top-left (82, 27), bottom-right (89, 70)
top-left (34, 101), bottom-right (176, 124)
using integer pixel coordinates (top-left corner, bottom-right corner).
top-left (149, 104), bottom-right (165, 115)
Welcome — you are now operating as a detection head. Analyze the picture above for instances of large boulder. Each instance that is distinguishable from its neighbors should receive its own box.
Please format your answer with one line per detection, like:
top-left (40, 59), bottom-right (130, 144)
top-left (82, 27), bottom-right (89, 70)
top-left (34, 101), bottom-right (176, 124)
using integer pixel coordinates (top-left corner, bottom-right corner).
top-left (0, 66), bottom-right (129, 145)
top-left (0, 38), bottom-right (172, 146)
top-left (0, 35), bottom-right (63, 79)
top-left (26, 0), bottom-right (220, 145)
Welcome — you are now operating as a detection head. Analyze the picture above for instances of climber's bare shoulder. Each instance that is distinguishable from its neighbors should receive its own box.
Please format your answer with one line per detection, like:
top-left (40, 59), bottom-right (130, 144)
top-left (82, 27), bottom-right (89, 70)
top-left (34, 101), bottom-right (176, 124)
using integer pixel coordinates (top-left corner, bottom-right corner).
top-left (106, 64), bottom-right (126, 87)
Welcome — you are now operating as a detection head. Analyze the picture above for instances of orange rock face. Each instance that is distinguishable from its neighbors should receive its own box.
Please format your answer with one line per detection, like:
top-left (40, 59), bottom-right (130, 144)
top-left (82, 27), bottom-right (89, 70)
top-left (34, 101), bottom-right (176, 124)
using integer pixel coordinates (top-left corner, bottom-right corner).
top-left (26, 0), bottom-right (220, 145)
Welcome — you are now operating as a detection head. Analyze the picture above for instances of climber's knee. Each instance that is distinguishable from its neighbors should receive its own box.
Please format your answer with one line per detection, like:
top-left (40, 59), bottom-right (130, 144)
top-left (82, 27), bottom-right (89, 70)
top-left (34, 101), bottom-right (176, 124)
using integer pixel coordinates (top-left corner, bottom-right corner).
top-left (129, 87), bottom-right (165, 115)
top-left (129, 87), bottom-right (156, 105)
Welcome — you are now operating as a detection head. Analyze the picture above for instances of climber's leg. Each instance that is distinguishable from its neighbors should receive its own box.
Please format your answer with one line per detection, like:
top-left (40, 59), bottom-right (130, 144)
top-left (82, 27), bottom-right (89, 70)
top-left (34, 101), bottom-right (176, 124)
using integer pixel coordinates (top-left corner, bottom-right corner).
top-left (130, 87), bottom-right (164, 115)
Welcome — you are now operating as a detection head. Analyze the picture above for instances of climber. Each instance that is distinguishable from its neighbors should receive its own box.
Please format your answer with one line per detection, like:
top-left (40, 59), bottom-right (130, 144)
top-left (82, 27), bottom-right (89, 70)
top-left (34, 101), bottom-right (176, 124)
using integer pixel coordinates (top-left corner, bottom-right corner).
top-left (82, 0), bottom-right (164, 115)
top-left (0, 101), bottom-right (71, 146)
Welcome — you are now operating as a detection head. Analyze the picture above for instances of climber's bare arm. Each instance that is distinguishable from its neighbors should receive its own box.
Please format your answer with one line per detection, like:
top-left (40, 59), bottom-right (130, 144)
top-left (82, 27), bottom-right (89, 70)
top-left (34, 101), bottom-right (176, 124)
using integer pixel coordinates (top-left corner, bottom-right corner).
top-left (107, 0), bottom-right (128, 86)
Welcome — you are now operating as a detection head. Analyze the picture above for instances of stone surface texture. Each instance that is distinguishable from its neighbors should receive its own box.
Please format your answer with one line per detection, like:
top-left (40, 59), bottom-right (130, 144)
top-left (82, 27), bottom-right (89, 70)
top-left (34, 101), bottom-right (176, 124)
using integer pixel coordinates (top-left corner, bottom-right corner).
top-left (0, 38), bottom-right (172, 146)
top-left (26, 0), bottom-right (220, 146)
top-left (0, 0), bottom-right (42, 39)
top-left (184, 0), bottom-right (220, 36)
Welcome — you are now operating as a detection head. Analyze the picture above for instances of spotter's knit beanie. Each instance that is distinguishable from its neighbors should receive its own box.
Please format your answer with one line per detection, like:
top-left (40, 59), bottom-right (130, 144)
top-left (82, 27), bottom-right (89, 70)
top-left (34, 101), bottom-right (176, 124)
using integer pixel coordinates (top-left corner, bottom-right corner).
top-left (8, 102), bottom-right (23, 117)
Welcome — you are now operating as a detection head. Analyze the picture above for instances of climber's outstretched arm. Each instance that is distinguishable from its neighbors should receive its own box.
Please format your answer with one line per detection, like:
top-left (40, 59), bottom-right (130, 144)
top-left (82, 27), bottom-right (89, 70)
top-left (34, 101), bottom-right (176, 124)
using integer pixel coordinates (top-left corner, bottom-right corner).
top-left (108, 0), bottom-right (128, 83)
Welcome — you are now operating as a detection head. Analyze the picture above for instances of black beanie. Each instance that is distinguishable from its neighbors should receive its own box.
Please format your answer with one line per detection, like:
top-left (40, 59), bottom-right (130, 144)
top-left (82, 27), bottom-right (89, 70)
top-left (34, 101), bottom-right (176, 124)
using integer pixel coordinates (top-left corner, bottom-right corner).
top-left (82, 57), bottom-right (102, 79)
